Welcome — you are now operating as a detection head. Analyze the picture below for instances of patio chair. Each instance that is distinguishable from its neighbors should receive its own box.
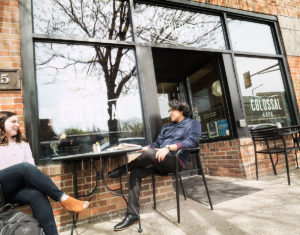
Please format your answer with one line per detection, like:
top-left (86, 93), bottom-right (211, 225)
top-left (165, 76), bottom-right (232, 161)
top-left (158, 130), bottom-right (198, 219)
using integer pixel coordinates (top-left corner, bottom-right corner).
top-left (152, 147), bottom-right (213, 223)
top-left (250, 126), bottom-right (294, 185)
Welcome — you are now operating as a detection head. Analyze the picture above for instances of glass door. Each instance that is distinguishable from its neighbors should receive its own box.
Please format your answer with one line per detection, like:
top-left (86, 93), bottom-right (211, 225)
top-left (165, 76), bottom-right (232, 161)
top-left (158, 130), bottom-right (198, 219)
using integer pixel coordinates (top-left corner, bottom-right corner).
top-left (187, 57), bottom-right (231, 140)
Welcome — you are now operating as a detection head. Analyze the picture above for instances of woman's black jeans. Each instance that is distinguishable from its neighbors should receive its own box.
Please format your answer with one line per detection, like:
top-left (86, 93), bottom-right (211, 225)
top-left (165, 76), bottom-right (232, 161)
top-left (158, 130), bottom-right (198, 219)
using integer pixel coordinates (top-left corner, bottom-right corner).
top-left (0, 163), bottom-right (64, 235)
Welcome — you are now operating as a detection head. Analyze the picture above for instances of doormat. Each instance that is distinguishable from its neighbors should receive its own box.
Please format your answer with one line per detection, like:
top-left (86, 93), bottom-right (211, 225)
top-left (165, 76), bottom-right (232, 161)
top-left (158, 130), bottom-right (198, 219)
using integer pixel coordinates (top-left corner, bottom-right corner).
top-left (173, 176), bottom-right (262, 205)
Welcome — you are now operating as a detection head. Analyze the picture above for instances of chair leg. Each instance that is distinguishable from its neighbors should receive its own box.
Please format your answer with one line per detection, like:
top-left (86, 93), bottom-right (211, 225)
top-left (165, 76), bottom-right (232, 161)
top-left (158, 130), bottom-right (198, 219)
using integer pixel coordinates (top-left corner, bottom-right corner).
top-left (175, 171), bottom-right (180, 223)
top-left (152, 174), bottom-right (156, 210)
top-left (255, 152), bottom-right (258, 180)
top-left (269, 153), bottom-right (277, 175)
top-left (179, 175), bottom-right (186, 200)
top-left (295, 149), bottom-right (299, 169)
top-left (284, 151), bottom-right (291, 185)
top-left (197, 154), bottom-right (213, 210)
top-left (200, 162), bottom-right (214, 210)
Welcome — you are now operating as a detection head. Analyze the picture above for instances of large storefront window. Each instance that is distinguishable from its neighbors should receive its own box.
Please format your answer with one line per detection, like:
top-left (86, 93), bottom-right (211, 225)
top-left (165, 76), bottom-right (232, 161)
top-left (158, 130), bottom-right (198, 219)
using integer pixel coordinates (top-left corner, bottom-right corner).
top-left (35, 43), bottom-right (144, 158)
top-left (33, 0), bottom-right (132, 41)
top-left (227, 19), bottom-right (277, 54)
top-left (134, 3), bottom-right (226, 49)
top-left (235, 57), bottom-right (292, 128)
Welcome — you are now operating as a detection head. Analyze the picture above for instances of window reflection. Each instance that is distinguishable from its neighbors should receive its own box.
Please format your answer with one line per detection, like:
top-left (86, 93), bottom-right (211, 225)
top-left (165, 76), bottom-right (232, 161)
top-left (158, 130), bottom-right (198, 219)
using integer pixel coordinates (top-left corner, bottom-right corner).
top-left (157, 83), bottom-right (186, 124)
top-left (235, 57), bottom-right (291, 128)
top-left (33, 0), bottom-right (132, 41)
top-left (228, 19), bottom-right (276, 54)
top-left (134, 4), bottom-right (226, 49)
top-left (189, 59), bottom-right (229, 140)
top-left (35, 42), bottom-right (144, 158)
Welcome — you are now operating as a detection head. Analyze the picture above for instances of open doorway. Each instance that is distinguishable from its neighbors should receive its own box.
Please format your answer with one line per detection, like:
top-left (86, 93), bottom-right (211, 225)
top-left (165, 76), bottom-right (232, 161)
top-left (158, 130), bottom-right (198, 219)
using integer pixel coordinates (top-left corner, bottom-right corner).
top-left (152, 48), bottom-right (231, 140)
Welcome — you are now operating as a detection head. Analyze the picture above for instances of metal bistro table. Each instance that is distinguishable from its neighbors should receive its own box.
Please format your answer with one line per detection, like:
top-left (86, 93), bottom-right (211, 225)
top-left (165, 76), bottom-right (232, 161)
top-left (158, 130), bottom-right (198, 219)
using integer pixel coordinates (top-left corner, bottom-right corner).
top-left (52, 147), bottom-right (143, 234)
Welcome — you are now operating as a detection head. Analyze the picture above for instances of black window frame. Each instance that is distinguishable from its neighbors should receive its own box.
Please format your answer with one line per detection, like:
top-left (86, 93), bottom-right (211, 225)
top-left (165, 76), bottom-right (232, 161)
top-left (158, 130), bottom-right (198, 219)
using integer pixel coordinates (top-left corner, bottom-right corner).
top-left (20, 0), bottom-right (299, 163)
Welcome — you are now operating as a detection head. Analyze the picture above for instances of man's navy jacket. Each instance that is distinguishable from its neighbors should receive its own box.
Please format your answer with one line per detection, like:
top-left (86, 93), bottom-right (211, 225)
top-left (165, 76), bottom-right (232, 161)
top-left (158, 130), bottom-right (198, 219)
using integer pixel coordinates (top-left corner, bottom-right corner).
top-left (149, 118), bottom-right (201, 166)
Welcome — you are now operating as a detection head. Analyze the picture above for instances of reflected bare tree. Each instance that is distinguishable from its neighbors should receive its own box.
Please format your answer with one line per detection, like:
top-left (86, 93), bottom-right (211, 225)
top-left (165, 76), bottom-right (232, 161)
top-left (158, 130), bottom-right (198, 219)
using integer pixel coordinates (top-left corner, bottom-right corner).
top-left (134, 3), bottom-right (225, 49)
top-left (34, 0), bottom-right (224, 146)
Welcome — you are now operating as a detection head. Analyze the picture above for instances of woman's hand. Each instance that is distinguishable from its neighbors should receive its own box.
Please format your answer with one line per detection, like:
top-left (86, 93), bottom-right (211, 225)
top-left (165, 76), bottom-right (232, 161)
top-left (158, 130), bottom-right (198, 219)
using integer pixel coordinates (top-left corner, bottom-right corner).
top-left (156, 147), bottom-right (169, 162)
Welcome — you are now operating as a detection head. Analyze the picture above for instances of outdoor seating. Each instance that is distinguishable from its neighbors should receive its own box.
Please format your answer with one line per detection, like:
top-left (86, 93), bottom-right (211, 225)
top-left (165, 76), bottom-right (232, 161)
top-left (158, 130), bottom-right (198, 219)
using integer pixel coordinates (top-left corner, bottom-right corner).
top-left (250, 126), bottom-right (296, 185)
top-left (152, 147), bottom-right (213, 223)
top-left (280, 125), bottom-right (300, 168)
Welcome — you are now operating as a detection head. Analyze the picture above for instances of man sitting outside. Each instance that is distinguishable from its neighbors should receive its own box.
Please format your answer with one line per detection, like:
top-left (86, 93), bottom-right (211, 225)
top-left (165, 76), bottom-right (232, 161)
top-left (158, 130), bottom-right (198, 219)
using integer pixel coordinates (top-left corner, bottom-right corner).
top-left (108, 100), bottom-right (201, 231)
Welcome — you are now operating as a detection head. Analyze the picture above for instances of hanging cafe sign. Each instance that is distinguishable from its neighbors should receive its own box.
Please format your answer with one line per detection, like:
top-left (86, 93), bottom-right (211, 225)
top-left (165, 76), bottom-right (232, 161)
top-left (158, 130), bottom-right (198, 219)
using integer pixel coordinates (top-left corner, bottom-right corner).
top-left (0, 69), bottom-right (21, 90)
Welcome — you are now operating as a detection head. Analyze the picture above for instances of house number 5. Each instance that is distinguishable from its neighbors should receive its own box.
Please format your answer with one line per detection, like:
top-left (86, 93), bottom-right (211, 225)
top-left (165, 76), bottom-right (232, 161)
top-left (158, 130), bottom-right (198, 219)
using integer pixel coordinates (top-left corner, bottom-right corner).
top-left (0, 74), bottom-right (9, 84)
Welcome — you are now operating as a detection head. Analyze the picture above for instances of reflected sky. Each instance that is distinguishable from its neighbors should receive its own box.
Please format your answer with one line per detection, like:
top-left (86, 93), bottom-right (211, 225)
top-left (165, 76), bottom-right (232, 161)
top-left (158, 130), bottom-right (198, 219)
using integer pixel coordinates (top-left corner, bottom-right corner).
top-left (33, 0), bottom-right (132, 41)
top-left (35, 42), bottom-right (142, 135)
top-left (235, 57), bottom-right (284, 97)
top-left (134, 4), bottom-right (226, 49)
top-left (228, 19), bottom-right (277, 54)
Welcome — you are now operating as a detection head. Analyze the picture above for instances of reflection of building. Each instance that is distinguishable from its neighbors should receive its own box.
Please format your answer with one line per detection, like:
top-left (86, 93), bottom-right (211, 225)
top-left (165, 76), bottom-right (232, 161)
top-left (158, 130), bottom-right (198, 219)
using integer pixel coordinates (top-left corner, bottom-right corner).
top-left (2, 0), bottom-right (300, 231)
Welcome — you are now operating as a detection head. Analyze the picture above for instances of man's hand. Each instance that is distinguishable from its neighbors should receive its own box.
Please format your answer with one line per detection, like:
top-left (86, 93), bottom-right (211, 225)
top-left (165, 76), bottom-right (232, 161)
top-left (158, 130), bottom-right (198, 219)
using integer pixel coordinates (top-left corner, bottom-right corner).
top-left (156, 147), bottom-right (169, 162)
top-left (136, 146), bottom-right (149, 153)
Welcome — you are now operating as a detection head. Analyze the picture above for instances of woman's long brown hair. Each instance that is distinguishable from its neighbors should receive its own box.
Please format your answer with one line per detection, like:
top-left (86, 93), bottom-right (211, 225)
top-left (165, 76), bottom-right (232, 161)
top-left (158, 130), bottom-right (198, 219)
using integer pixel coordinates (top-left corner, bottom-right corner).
top-left (0, 111), bottom-right (27, 146)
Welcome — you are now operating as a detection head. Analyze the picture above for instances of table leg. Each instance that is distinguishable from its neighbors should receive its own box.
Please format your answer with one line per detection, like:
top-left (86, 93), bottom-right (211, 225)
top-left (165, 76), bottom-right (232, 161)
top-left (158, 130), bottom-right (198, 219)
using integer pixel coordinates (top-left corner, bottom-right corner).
top-left (71, 162), bottom-right (79, 235)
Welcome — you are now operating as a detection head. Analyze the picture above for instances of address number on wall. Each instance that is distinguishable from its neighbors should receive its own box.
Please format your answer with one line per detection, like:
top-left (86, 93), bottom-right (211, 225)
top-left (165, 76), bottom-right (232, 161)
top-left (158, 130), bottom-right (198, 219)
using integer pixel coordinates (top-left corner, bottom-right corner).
top-left (0, 69), bottom-right (20, 90)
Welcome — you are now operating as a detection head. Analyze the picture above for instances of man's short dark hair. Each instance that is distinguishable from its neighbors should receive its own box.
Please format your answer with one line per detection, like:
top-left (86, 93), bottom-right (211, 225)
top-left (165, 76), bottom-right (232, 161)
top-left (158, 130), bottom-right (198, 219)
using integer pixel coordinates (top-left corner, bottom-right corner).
top-left (168, 100), bottom-right (191, 118)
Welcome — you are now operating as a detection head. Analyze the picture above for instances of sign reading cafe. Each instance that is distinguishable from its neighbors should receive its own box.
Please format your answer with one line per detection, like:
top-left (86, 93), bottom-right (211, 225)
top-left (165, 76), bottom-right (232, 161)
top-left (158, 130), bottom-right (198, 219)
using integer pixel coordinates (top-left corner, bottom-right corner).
top-left (250, 96), bottom-right (284, 118)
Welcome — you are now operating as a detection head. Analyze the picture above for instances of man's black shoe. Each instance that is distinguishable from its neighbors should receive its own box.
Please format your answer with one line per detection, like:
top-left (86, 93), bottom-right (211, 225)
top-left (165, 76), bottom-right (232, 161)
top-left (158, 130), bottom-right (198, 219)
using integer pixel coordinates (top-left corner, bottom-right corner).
top-left (114, 214), bottom-right (139, 231)
top-left (108, 166), bottom-right (126, 178)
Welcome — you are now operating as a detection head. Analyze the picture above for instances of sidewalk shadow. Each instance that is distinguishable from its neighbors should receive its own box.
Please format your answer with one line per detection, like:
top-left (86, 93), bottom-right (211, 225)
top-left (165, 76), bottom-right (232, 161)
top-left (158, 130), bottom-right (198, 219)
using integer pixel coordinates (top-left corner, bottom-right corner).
top-left (174, 176), bottom-right (262, 205)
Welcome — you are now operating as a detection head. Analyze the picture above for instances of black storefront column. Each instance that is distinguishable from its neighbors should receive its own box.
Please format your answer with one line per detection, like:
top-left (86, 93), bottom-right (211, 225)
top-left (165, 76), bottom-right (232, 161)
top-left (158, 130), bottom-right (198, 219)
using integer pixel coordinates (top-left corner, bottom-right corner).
top-left (135, 46), bottom-right (162, 143)
top-left (222, 53), bottom-right (249, 138)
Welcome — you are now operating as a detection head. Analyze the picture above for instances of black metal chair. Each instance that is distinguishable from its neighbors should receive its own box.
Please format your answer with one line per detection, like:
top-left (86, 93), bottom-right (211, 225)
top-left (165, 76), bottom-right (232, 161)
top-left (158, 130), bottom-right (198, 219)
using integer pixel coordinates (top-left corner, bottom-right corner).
top-left (250, 126), bottom-right (295, 185)
top-left (281, 125), bottom-right (300, 169)
top-left (152, 147), bottom-right (213, 223)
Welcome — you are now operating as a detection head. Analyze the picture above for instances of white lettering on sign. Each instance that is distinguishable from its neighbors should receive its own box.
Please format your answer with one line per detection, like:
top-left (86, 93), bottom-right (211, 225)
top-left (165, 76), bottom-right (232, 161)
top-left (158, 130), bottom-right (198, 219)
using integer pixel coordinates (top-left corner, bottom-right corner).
top-left (263, 112), bottom-right (274, 118)
top-left (250, 98), bottom-right (282, 112)
top-left (0, 74), bottom-right (9, 84)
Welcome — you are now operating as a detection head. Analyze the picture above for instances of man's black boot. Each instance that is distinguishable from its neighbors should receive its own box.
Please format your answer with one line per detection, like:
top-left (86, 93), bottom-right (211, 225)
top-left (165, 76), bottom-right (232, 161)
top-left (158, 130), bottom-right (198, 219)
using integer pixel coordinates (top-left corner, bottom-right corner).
top-left (108, 161), bottom-right (134, 178)
top-left (114, 213), bottom-right (139, 231)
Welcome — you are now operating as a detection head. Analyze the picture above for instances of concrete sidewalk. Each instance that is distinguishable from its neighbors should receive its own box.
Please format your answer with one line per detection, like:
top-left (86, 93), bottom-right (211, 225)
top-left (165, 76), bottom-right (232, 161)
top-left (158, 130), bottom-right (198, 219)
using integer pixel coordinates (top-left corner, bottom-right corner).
top-left (60, 169), bottom-right (300, 235)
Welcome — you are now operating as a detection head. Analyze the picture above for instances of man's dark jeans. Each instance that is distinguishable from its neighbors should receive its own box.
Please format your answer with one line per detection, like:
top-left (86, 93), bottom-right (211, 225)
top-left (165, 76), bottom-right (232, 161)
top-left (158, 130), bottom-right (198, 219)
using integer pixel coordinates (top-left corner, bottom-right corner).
top-left (0, 163), bottom-right (64, 235)
top-left (127, 148), bottom-right (182, 215)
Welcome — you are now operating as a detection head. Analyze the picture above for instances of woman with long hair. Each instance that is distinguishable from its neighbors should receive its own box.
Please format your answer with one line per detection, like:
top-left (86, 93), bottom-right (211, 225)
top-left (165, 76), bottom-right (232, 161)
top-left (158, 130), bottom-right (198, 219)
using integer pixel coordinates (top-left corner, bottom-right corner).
top-left (0, 111), bottom-right (90, 235)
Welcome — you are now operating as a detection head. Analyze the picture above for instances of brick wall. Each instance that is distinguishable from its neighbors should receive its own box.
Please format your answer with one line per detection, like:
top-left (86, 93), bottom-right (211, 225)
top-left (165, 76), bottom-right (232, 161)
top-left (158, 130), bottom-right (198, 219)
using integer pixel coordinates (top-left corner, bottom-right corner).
top-left (192, 0), bottom-right (300, 18)
top-left (288, 57), bottom-right (300, 111)
top-left (201, 138), bottom-right (299, 179)
top-left (0, 0), bottom-right (24, 132)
